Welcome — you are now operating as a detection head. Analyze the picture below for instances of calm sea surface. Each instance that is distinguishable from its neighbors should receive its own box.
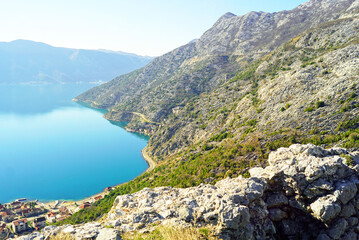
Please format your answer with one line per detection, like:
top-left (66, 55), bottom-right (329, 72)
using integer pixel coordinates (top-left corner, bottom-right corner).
top-left (0, 84), bottom-right (149, 203)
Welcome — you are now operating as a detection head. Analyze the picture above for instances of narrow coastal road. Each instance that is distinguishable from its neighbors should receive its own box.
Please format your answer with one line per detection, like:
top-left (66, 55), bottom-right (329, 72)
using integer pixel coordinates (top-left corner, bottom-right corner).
top-left (132, 112), bottom-right (158, 124)
top-left (142, 147), bottom-right (156, 171)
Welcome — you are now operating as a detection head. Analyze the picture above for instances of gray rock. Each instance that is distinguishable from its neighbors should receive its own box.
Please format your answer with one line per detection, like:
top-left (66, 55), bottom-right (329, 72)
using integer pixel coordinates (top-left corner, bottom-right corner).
top-left (63, 226), bottom-right (76, 234)
top-left (178, 207), bottom-right (193, 222)
top-left (96, 228), bottom-right (122, 240)
top-left (219, 206), bottom-right (250, 229)
top-left (203, 212), bottom-right (218, 224)
top-left (268, 208), bottom-right (288, 221)
top-left (316, 234), bottom-right (331, 240)
top-left (304, 179), bottom-right (333, 198)
top-left (310, 195), bottom-right (341, 222)
top-left (277, 219), bottom-right (300, 236)
top-left (340, 203), bottom-right (356, 217)
top-left (341, 231), bottom-right (358, 240)
top-left (327, 218), bottom-right (348, 239)
top-left (348, 217), bottom-right (358, 227)
top-left (334, 182), bottom-right (358, 205)
top-left (266, 193), bottom-right (289, 208)
top-left (288, 197), bottom-right (307, 211)
top-left (304, 145), bottom-right (329, 157)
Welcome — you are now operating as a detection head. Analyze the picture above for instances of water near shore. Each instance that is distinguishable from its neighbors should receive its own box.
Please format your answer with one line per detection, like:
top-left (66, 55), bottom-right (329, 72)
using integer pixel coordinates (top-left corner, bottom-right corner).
top-left (0, 84), bottom-right (149, 203)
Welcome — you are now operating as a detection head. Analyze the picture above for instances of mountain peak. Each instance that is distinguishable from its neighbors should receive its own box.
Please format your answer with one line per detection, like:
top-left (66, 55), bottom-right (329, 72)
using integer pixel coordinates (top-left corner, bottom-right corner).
top-left (221, 12), bottom-right (236, 19)
top-left (213, 12), bottom-right (236, 26)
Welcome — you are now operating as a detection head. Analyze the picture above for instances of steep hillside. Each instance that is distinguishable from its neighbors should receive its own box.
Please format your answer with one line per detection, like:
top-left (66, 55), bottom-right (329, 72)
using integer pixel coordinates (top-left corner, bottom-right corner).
top-left (67, 0), bottom-right (359, 225)
top-left (0, 40), bottom-right (152, 84)
top-left (76, 0), bottom-right (357, 123)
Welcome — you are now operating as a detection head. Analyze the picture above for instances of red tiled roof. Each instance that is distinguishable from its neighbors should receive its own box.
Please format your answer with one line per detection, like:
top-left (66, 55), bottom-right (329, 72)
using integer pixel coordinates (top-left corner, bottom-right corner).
top-left (47, 212), bottom-right (56, 217)
top-left (0, 210), bottom-right (11, 216)
top-left (79, 203), bottom-right (91, 209)
top-left (13, 219), bottom-right (28, 226)
top-left (94, 195), bottom-right (103, 200)
top-left (22, 209), bottom-right (31, 214)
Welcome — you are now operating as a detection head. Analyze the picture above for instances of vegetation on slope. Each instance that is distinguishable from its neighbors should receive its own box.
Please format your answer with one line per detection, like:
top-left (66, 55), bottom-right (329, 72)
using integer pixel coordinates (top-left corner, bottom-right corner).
top-left (58, 6), bottom-right (359, 225)
top-left (122, 226), bottom-right (218, 240)
top-left (59, 20), bottom-right (359, 224)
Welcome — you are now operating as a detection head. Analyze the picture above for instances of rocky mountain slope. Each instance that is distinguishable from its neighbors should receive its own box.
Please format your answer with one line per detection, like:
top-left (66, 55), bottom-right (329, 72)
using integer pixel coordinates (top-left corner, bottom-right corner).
top-left (16, 144), bottom-right (359, 239)
top-left (65, 0), bottom-right (359, 232)
top-left (0, 40), bottom-right (152, 84)
top-left (76, 0), bottom-right (357, 120)
top-left (76, 0), bottom-right (359, 155)
top-left (74, 0), bottom-right (359, 182)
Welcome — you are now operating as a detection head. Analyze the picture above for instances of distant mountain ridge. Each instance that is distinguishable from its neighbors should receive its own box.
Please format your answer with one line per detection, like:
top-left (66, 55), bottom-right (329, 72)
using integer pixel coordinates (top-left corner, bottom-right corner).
top-left (0, 39), bottom-right (152, 84)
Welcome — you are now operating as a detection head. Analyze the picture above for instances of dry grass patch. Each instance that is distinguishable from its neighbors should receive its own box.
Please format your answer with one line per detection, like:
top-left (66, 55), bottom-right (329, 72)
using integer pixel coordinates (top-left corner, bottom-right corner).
top-left (49, 233), bottom-right (75, 240)
top-left (122, 226), bottom-right (218, 240)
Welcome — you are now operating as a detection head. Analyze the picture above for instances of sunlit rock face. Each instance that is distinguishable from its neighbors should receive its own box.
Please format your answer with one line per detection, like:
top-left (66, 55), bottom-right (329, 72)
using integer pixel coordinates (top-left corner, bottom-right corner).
top-left (20, 144), bottom-right (359, 240)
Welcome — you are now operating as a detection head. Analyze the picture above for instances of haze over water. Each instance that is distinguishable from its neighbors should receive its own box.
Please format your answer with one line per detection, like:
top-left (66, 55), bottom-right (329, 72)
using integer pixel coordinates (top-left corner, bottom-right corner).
top-left (0, 84), bottom-right (149, 203)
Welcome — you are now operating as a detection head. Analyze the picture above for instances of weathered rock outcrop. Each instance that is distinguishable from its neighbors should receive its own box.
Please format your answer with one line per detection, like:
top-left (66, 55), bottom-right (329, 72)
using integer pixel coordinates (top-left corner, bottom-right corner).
top-left (18, 144), bottom-right (359, 239)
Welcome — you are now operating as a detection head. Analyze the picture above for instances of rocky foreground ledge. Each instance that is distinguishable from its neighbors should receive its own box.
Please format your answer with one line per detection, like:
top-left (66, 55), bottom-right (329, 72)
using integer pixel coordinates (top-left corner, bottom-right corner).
top-left (16, 144), bottom-right (359, 240)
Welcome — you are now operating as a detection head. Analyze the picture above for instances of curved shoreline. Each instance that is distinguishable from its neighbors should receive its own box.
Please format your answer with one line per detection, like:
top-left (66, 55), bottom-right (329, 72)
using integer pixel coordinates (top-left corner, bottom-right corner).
top-left (33, 146), bottom-right (156, 216)
top-left (34, 102), bottom-right (158, 217)
top-left (3, 101), bottom-right (157, 221)
top-left (141, 146), bottom-right (156, 171)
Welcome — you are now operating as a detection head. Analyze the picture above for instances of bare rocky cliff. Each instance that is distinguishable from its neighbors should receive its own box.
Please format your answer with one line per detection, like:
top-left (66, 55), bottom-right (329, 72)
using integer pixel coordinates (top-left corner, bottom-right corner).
top-left (75, 0), bottom-right (358, 121)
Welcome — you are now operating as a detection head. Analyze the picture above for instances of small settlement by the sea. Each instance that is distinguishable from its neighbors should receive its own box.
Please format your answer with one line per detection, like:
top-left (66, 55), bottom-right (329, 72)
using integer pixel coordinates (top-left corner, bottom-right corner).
top-left (0, 187), bottom-right (113, 238)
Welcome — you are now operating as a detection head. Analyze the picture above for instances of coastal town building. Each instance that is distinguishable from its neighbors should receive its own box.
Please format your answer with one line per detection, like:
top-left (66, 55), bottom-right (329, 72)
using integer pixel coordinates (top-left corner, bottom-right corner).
top-left (0, 222), bottom-right (9, 239)
top-left (0, 209), bottom-right (14, 222)
top-left (79, 202), bottom-right (91, 209)
top-left (59, 206), bottom-right (70, 215)
top-left (33, 216), bottom-right (46, 230)
top-left (15, 198), bottom-right (27, 203)
top-left (12, 219), bottom-right (28, 233)
top-left (0, 185), bottom-right (114, 236)
top-left (93, 195), bottom-right (102, 201)
top-left (9, 201), bottom-right (21, 209)
top-left (47, 212), bottom-right (57, 223)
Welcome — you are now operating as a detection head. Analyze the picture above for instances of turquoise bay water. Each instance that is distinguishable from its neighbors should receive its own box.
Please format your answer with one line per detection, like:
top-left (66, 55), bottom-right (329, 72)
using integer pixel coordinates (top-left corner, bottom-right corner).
top-left (0, 84), bottom-right (149, 203)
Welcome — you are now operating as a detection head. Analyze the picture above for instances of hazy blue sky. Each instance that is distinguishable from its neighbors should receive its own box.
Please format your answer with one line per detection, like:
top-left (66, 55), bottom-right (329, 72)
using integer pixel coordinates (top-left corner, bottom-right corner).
top-left (0, 0), bottom-right (307, 56)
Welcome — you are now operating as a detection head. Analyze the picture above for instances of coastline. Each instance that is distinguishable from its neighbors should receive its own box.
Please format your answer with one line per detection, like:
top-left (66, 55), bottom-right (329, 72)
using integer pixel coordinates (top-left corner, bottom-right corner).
top-left (31, 146), bottom-right (157, 217)
top-left (26, 100), bottom-right (158, 218)
top-left (141, 146), bottom-right (156, 171)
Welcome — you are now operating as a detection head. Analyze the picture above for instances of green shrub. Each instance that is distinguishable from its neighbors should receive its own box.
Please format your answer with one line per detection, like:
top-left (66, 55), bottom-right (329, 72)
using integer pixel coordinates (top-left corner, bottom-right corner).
top-left (202, 144), bottom-right (214, 151)
top-left (349, 92), bottom-right (357, 99)
top-left (336, 116), bottom-right (359, 131)
top-left (246, 119), bottom-right (258, 126)
top-left (315, 101), bottom-right (325, 108)
top-left (199, 124), bottom-right (207, 130)
top-left (341, 154), bottom-right (355, 166)
top-left (305, 107), bottom-right (314, 112)
top-left (349, 132), bottom-right (359, 142)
